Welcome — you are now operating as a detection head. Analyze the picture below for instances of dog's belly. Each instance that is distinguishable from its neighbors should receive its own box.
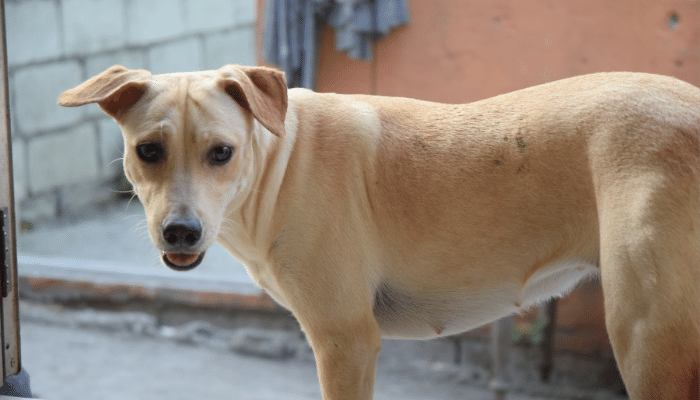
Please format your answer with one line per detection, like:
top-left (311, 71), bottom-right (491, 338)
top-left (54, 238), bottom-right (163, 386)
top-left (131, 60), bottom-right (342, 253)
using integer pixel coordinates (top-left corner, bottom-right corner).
top-left (374, 260), bottom-right (599, 340)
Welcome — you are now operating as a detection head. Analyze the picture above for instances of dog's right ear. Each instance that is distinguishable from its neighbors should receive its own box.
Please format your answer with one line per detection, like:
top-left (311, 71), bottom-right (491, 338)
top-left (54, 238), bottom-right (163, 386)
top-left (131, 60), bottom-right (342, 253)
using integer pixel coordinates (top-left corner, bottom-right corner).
top-left (58, 65), bottom-right (151, 118)
top-left (217, 65), bottom-right (287, 137)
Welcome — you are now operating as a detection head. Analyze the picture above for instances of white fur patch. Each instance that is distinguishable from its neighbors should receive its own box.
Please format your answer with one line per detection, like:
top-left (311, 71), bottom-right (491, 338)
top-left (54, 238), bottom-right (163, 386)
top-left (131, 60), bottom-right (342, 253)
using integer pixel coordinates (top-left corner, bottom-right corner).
top-left (519, 260), bottom-right (599, 308)
top-left (376, 260), bottom-right (599, 340)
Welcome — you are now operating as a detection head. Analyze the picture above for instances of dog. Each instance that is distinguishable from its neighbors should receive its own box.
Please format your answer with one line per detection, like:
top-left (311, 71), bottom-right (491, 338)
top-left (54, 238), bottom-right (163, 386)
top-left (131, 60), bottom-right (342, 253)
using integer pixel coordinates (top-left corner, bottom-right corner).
top-left (59, 65), bottom-right (699, 399)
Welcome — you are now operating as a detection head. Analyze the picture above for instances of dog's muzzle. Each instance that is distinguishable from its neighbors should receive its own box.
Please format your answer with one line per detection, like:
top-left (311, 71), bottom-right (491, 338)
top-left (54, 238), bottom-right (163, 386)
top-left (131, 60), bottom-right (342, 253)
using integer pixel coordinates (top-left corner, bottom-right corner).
top-left (161, 217), bottom-right (205, 271)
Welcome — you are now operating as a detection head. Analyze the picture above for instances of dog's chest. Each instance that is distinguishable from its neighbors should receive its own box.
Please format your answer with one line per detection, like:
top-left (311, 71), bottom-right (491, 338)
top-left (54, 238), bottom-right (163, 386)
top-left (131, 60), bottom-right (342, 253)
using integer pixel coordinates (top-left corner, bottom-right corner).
top-left (217, 239), bottom-right (292, 308)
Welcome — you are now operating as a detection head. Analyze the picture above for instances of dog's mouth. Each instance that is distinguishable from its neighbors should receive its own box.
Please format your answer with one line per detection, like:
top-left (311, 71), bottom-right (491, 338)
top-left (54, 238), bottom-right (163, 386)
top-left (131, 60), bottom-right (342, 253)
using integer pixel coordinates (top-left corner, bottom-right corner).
top-left (161, 251), bottom-right (205, 272)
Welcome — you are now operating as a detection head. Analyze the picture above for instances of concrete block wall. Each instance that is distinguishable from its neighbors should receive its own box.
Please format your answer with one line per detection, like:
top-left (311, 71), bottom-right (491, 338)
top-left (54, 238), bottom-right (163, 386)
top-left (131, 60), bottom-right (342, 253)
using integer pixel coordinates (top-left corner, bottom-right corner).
top-left (5, 0), bottom-right (257, 224)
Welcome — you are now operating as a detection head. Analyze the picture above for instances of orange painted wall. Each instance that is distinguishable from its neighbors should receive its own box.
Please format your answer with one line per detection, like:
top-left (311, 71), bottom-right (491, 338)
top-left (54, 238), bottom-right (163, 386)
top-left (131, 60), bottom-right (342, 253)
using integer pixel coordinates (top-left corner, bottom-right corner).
top-left (315, 0), bottom-right (699, 101)
top-left (256, 1), bottom-right (699, 354)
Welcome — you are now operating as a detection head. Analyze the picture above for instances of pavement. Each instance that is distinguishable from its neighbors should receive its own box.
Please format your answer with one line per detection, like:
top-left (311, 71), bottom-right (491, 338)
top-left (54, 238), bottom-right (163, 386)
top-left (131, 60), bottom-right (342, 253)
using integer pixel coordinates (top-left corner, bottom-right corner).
top-left (18, 301), bottom-right (615, 400)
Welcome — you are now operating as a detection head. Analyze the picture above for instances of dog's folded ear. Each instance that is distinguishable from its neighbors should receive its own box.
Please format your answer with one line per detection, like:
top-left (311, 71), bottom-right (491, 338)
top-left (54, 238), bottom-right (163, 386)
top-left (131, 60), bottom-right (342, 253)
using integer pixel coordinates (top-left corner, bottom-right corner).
top-left (217, 65), bottom-right (287, 137)
top-left (58, 65), bottom-right (151, 118)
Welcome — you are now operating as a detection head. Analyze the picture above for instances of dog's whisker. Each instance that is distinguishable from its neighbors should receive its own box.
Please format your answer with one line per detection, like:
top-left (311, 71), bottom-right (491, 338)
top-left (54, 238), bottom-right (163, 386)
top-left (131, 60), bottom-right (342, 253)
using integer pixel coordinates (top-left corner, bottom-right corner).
top-left (148, 250), bottom-right (163, 266)
top-left (128, 221), bottom-right (150, 237)
top-left (134, 220), bottom-right (148, 229)
top-left (131, 220), bottom-right (148, 232)
top-left (109, 189), bottom-right (136, 194)
top-left (135, 232), bottom-right (150, 241)
top-left (120, 206), bottom-right (144, 225)
top-left (133, 232), bottom-right (150, 242)
top-left (125, 193), bottom-right (139, 213)
top-left (216, 219), bottom-right (241, 239)
top-left (108, 157), bottom-right (124, 167)
top-left (218, 226), bottom-right (236, 238)
top-left (221, 218), bottom-right (243, 232)
top-left (118, 214), bottom-right (142, 225)
top-left (221, 223), bottom-right (236, 233)
top-left (217, 225), bottom-right (233, 237)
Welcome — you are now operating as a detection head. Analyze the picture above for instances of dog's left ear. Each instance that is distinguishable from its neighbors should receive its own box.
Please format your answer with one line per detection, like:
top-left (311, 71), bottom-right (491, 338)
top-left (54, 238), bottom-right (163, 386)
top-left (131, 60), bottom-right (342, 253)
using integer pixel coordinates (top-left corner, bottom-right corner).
top-left (58, 65), bottom-right (152, 118)
top-left (217, 65), bottom-right (287, 137)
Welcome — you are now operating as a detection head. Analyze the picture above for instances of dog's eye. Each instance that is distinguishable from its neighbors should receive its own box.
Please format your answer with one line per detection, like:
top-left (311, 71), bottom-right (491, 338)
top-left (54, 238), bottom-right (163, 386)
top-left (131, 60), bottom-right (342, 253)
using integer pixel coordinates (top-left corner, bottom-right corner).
top-left (209, 146), bottom-right (233, 165)
top-left (136, 143), bottom-right (164, 163)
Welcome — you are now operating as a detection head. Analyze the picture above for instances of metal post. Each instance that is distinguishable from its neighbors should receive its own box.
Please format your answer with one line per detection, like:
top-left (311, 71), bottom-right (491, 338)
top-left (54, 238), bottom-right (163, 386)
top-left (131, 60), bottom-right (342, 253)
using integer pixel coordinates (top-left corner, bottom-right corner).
top-left (489, 316), bottom-right (511, 400)
top-left (0, 0), bottom-right (22, 384)
top-left (539, 299), bottom-right (558, 382)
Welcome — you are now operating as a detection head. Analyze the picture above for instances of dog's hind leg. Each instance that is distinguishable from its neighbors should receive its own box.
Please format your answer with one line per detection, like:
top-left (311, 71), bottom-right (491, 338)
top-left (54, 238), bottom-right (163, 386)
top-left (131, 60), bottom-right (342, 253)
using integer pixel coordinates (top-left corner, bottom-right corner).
top-left (597, 173), bottom-right (699, 399)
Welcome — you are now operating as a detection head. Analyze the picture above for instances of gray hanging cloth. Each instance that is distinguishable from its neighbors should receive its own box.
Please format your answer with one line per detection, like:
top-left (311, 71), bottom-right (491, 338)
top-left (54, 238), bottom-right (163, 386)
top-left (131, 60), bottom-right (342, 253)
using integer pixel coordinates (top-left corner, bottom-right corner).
top-left (262, 0), bottom-right (410, 89)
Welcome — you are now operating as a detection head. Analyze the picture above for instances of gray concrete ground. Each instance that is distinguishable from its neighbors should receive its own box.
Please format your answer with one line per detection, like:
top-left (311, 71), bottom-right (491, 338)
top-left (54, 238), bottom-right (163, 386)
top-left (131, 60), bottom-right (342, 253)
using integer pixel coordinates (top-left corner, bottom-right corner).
top-left (19, 301), bottom-right (597, 400)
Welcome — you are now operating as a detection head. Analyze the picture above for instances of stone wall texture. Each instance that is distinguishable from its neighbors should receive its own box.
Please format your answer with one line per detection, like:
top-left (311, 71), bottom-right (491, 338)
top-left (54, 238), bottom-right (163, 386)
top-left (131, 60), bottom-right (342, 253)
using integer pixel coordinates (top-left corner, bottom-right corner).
top-left (6, 0), bottom-right (257, 224)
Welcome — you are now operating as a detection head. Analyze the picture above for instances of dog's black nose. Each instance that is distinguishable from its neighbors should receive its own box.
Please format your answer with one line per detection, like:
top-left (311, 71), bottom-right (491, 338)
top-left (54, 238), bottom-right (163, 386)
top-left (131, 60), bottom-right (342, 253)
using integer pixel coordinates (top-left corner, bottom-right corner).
top-left (162, 218), bottom-right (202, 248)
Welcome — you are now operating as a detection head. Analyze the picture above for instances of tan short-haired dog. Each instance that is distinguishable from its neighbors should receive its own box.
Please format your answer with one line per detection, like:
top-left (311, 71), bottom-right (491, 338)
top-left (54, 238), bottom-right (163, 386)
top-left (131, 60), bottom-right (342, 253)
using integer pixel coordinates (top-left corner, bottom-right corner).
top-left (59, 65), bottom-right (699, 399)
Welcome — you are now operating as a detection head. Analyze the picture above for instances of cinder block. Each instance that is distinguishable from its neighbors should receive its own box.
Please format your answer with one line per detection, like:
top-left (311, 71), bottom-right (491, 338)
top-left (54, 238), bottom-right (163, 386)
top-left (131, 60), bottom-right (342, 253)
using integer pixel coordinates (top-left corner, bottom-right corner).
top-left (127, 0), bottom-right (186, 45)
top-left (58, 181), bottom-right (113, 218)
top-left (27, 124), bottom-right (98, 193)
top-left (234, 0), bottom-right (256, 26)
top-left (16, 193), bottom-right (58, 225)
top-left (12, 61), bottom-right (84, 135)
top-left (5, 0), bottom-right (61, 66)
top-left (183, 0), bottom-right (236, 33)
top-left (204, 28), bottom-right (256, 70)
top-left (62, 0), bottom-right (127, 55)
top-left (85, 50), bottom-right (147, 117)
top-left (98, 118), bottom-right (125, 179)
top-left (86, 50), bottom-right (148, 78)
top-left (148, 37), bottom-right (204, 74)
top-left (11, 138), bottom-right (27, 202)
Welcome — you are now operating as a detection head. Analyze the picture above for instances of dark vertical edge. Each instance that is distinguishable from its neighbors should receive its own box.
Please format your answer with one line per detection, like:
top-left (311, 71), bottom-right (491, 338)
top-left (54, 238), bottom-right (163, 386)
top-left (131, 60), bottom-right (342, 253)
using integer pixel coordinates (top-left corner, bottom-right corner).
top-left (539, 299), bottom-right (558, 382)
top-left (0, 0), bottom-right (22, 380)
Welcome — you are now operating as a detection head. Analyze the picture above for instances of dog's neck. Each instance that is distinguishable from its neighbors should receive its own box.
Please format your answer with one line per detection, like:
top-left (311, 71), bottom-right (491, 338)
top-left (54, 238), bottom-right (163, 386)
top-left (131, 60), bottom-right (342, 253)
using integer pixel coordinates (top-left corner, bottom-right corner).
top-left (217, 97), bottom-right (301, 267)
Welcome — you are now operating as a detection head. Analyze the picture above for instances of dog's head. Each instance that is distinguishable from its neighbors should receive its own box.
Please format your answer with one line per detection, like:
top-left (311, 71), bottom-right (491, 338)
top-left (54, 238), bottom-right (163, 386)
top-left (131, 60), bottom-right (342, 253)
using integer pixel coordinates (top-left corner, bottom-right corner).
top-left (58, 65), bottom-right (287, 271)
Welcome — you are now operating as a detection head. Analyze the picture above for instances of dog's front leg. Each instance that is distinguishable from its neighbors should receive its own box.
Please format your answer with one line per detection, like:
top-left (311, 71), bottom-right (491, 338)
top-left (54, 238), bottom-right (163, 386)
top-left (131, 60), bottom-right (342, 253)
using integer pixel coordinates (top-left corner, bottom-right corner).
top-left (301, 314), bottom-right (382, 400)
top-left (276, 264), bottom-right (382, 399)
